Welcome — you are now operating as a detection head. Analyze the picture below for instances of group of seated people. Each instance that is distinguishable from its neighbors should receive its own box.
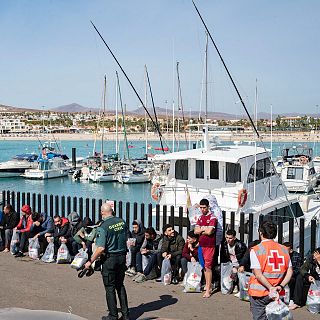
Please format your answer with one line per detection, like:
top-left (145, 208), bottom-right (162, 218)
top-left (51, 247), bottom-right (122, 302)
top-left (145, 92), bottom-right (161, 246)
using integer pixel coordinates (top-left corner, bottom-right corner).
top-left (0, 204), bottom-right (96, 260)
top-left (1, 201), bottom-right (319, 311)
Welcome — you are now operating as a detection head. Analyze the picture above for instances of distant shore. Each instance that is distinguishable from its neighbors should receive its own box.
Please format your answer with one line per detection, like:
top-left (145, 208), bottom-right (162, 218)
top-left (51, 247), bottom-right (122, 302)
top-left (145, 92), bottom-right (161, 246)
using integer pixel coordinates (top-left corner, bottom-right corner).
top-left (0, 132), bottom-right (318, 142)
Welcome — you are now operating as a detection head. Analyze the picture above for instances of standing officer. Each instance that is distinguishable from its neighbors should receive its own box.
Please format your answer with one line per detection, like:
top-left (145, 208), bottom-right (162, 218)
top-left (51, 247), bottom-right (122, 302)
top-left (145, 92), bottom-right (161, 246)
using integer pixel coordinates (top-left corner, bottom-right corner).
top-left (248, 220), bottom-right (293, 320)
top-left (84, 203), bottom-right (129, 320)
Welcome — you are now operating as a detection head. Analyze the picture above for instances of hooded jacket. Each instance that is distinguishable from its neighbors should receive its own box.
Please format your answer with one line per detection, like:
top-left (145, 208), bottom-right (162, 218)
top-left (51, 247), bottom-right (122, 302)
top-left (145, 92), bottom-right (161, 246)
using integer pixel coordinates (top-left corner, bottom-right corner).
top-left (300, 254), bottom-right (320, 281)
top-left (130, 220), bottom-right (145, 247)
top-left (67, 212), bottom-right (83, 237)
top-left (160, 231), bottom-right (185, 258)
top-left (30, 212), bottom-right (54, 237)
top-left (141, 232), bottom-right (163, 254)
top-left (53, 217), bottom-right (70, 239)
top-left (2, 209), bottom-right (20, 230)
top-left (16, 213), bottom-right (33, 233)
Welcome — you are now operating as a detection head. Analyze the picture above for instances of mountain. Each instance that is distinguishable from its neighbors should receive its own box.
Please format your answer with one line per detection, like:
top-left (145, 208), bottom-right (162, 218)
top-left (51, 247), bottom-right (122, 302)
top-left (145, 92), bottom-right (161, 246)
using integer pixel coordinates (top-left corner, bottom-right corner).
top-left (50, 103), bottom-right (99, 113)
top-left (0, 104), bottom-right (41, 112)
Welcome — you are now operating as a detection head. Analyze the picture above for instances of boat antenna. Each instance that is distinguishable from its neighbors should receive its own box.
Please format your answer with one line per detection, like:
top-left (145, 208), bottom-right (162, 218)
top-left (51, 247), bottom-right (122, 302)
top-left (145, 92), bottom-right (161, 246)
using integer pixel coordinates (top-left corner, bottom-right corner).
top-left (90, 21), bottom-right (166, 153)
top-left (145, 65), bottom-right (169, 152)
top-left (192, 0), bottom-right (299, 226)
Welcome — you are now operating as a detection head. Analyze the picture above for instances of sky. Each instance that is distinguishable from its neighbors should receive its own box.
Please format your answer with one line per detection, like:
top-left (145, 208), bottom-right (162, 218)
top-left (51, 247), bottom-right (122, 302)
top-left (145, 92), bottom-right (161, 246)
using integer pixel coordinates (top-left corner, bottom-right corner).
top-left (0, 0), bottom-right (320, 116)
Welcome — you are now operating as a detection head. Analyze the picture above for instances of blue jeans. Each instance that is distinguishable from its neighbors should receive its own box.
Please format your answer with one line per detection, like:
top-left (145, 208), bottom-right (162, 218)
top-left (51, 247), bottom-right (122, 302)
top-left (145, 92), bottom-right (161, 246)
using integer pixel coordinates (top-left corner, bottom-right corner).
top-left (136, 252), bottom-right (158, 276)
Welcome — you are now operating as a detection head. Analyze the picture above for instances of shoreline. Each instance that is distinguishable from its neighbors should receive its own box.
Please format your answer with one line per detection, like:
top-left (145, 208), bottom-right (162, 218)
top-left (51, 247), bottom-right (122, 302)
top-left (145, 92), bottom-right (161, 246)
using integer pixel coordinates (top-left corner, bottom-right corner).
top-left (0, 132), bottom-right (318, 142)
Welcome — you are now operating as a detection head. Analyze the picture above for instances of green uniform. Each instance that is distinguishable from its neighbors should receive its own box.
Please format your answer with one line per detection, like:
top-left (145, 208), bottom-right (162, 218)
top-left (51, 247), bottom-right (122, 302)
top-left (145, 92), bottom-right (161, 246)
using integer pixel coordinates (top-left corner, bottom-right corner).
top-left (97, 216), bottom-right (129, 320)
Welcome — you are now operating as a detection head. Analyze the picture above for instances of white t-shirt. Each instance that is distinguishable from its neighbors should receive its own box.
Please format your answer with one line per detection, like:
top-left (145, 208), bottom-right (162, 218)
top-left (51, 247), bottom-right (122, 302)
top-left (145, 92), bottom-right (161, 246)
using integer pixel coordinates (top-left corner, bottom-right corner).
top-left (250, 240), bottom-right (292, 269)
top-left (227, 243), bottom-right (239, 267)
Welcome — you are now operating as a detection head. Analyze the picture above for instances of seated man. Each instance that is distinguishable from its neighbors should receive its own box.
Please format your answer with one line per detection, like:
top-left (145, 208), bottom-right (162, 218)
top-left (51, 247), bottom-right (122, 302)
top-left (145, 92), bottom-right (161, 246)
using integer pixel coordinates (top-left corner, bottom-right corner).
top-left (283, 242), bottom-right (303, 304)
top-left (134, 227), bottom-right (163, 283)
top-left (30, 212), bottom-right (54, 254)
top-left (67, 212), bottom-right (83, 256)
top-left (181, 230), bottom-right (199, 276)
top-left (290, 247), bottom-right (320, 310)
top-left (51, 215), bottom-right (71, 255)
top-left (220, 229), bottom-right (247, 293)
top-left (14, 204), bottom-right (34, 257)
top-left (160, 224), bottom-right (185, 285)
top-left (126, 220), bottom-right (145, 276)
top-left (0, 204), bottom-right (20, 253)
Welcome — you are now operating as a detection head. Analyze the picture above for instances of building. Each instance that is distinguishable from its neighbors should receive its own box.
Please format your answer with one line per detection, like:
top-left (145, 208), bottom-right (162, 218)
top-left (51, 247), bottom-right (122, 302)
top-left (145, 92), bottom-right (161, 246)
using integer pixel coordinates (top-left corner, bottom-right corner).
top-left (0, 118), bottom-right (29, 133)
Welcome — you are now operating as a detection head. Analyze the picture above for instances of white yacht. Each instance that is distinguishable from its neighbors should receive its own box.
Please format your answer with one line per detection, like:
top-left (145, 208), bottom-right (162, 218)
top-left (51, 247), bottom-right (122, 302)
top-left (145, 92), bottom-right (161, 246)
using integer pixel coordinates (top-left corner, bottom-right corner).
top-left (154, 128), bottom-right (320, 250)
top-left (280, 147), bottom-right (317, 193)
top-left (117, 167), bottom-right (152, 184)
top-left (88, 167), bottom-right (116, 182)
top-left (23, 152), bottom-right (70, 180)
top-left (0, 154), bottom-right (38, 178)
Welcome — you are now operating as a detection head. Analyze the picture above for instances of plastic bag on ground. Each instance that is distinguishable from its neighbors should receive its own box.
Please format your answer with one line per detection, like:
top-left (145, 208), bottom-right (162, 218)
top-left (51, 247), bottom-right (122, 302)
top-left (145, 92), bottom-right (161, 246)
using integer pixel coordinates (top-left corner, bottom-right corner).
top-left (306, 280), bottom-right (320, 314)
top-left (10, 230), bottom-right (19, 255)
top-left (28, 238), bottom-right (40, 260)
top-left (238, 271), bottom-right (252, 301)
top-left (41, 242), bottom-right (55, 263)
top-left (220, 262), bottom-right (233, 294)
top-left (161, 258), bottom-right (172, 285)
top-left (187, 206), bottom-right (202, 227)
top-left (71, 249), bottom-right (88, 270)
top-left (266, 300), bottom-right (293, 320)
top-left (183, 262), bottom-right (202, 293)
top-left (56, 243), bottom-right (71, 264)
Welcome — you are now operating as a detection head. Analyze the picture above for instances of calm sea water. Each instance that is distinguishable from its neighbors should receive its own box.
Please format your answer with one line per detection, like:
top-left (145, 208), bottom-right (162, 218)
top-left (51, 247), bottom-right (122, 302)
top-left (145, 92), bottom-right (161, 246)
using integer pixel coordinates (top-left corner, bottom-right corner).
top-left (0, 138), bottom-right (318, 204)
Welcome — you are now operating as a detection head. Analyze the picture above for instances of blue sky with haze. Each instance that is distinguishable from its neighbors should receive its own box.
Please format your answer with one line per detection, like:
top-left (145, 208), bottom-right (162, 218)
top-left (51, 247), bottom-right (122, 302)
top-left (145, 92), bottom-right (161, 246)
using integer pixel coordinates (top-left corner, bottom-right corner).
top-left (0, 0), bottom-right (319, 115)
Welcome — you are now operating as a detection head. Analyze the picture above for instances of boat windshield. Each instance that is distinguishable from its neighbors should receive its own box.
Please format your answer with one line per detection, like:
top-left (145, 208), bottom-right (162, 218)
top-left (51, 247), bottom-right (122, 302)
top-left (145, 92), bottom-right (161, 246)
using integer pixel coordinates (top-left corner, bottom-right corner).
top-left (287, 167), bottom-right (303, 180)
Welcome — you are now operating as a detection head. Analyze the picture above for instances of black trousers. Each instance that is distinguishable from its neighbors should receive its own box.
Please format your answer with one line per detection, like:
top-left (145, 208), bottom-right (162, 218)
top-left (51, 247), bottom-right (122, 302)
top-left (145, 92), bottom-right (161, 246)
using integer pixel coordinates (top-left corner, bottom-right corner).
top-left (293, 273), bottom-right (311, 306)
top-left (158, 253), bottom-right (182, 277)
top-left (102, 253), bottom-right (129, 320)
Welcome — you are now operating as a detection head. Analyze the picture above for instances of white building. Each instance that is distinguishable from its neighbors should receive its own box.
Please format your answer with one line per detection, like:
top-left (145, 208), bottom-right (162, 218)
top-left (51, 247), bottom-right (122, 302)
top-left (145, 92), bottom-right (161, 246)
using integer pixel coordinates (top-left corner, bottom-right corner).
top-left (0, 118), bottom-right (29, 133)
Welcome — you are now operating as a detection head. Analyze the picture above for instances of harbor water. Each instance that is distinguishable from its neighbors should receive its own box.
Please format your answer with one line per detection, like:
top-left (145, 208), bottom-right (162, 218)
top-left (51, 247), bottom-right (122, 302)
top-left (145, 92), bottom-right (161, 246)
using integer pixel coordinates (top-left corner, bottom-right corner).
top-left (0, 139), bottom-right (318, 205)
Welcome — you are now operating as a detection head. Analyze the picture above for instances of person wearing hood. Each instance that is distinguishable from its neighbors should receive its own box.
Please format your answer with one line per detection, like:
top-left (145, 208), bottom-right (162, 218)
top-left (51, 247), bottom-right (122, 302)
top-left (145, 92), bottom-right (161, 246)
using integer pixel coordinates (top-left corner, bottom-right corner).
top-left (73, 217), bottom-right (96, 258)
top-left (125, 220), bottom-right (145, 277)
top-left (14, 205), bottom-right (36, 257)
top-left (30, 212), bottom-right (54, 254)
top-left (160, 224), bottom-right (185, 285)
top-left (0, 204), bottom-right (20, 252)
top-left (67, 212), bottom-right (83, 255)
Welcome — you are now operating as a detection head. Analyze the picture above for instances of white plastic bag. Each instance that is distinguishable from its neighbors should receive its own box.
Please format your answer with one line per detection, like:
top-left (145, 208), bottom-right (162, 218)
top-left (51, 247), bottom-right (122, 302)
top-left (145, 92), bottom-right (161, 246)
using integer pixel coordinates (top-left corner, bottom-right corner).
top-left (306, 280), bottom-right (320, 314)
top-left (279, 285), bottom-right (290, 305)
top-left (10, 230), bottom-right (19, 255)
top-left (221, 262), bottom-right (233, 294)
top-left (41, 242), bottom-right (55, 263)
top-left (28, 238), bottom-right (40, 260)
top-left (188, 206), bottom-right (202, 227)
top-left (56, 243), bottom-right (71, 264)
top-left (238, 272), bottom-right (252, 301)
top-left (71, 249), bottom-right (88, 269)
top-left (142, 255), bottom-right (150, 271)
top-left (184, 262), bottom-right (202, 293)
top-left (161, 258), bottom-right (172, 285)
top-left (266, 300), bottom-right (293, 320)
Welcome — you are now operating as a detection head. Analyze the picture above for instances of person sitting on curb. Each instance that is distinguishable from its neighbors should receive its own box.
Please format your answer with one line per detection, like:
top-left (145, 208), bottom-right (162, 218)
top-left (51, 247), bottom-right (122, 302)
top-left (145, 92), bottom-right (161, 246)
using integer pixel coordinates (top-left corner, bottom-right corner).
top-left (159, 224), bottom-right (185, 285)
top-left (50, 215), bottom-right (71, 256)
top-left (0, 204), bottom-right (20, 253)
top-left (14, 204), bottom-right (34, 257)
top-left (220, 229), bottom-right (247, 294)
top-left (125, 220), bottom-right (145, 277)
top-left (282, 241), bottom-right (303, 305)
top-left (289, 247), bottom-right (320, 310)
top-left (133, 227), bottom-right (163, 283)
top-left (181, 230), bottom-right (199, 276)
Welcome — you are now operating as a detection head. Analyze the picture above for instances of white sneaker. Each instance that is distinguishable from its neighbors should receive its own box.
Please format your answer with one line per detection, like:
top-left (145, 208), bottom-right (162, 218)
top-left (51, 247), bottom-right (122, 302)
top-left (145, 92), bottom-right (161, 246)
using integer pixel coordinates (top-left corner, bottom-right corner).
top-left (125, 267), bottom-right (136, 276)
top-left (132, 272), bottom-right (143, 281)
top-left (234, 292), bottom-right (240, 298)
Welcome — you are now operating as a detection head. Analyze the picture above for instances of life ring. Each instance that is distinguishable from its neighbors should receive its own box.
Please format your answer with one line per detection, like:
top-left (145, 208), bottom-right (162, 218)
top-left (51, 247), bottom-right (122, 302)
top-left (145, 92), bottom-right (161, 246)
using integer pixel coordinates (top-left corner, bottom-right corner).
top-left (151, 182), bottom-right (162, 201)
top-left (299, 156), bottom-right (308, 165)
top-left (238, 189), bottom-right (248, 208)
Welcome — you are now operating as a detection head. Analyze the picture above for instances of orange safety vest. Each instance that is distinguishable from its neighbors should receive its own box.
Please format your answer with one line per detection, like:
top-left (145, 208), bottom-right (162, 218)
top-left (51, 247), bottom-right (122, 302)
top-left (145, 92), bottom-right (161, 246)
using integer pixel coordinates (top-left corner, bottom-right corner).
top-left (248, 240), bottom-right (290, 297)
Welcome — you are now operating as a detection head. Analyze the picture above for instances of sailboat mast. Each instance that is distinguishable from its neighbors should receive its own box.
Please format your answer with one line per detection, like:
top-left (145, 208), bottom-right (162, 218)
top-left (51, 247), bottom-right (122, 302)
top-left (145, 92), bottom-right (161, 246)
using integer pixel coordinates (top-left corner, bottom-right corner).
top-left (115, 76), bottom-right (119, 155)
top-left (101, 75), bottom-right (107, 158)
top-left (253, 79), bottom-right (258, 203)
top-left (144, 65), bottom-right (148, 155)
top-left (205, 32), bottom-right (208, 124)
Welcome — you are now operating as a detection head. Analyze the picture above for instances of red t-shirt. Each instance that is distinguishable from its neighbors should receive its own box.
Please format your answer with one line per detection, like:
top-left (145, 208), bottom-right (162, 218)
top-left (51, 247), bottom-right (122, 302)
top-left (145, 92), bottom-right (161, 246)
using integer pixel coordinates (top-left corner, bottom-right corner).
top-left (196, 213), bottom-right (217, 248)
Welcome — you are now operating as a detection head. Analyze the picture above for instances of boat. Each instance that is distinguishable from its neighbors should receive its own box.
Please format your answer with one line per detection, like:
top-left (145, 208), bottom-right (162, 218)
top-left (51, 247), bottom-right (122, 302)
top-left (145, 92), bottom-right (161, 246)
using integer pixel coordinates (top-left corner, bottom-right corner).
top-left (22, 151), bottom-right (70, 180)
top-left (0, 153), bottom-right (38, 178)
top-left (280, 146), bottom-right (318, 193)
top-left (153, 126), bottom-right (320, 251)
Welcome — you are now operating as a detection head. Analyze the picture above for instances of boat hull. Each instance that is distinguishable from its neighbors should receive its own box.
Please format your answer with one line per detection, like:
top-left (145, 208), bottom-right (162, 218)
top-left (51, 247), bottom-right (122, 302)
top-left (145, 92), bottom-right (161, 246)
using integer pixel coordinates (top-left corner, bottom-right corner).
top-left (23, 169), bottom-right (69, 180)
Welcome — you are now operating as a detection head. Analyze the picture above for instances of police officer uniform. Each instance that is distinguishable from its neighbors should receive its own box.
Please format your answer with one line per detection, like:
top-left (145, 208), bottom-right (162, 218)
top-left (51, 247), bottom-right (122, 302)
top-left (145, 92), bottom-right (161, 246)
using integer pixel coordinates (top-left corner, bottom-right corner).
top-left (95, 215), bottom-right (129, 320)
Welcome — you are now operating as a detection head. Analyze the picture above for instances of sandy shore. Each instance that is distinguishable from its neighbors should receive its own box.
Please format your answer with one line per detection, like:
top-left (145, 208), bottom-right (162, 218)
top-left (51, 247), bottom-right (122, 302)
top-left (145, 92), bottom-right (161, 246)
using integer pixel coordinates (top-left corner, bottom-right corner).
top-left (0, 132), bottom-right (319, 142)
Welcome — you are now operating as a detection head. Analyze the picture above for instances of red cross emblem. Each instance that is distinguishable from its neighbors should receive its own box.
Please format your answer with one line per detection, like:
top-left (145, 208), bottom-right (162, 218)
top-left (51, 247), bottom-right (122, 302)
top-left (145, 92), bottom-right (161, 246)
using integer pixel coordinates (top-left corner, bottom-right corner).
top-left (192, 273), bottom-right (198, 279)
top-left (267, 250), bottom-right (285, 272)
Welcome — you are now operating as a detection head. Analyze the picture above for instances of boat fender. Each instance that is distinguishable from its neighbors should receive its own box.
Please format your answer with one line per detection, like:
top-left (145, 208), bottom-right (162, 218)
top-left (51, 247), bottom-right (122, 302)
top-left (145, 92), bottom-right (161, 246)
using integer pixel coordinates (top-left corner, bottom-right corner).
top-left (151, 182), bottom-right (162, 201)
top-left (237, 189), bottom-right (248, 208)
top-left (299, 156), bottom-right (308, 165)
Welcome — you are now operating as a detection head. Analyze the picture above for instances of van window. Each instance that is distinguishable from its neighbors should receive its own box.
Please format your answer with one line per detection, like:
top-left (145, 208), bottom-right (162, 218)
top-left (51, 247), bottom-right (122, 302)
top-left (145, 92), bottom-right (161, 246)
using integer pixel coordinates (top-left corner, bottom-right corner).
top-left (175, 160), bottom-right (188, 180)
top-left (210, 161), bottom-right (219, 179)
top-left (226, 163), bottom-right (241, 183)
top-left (196, 160), bottom-right (204, 179)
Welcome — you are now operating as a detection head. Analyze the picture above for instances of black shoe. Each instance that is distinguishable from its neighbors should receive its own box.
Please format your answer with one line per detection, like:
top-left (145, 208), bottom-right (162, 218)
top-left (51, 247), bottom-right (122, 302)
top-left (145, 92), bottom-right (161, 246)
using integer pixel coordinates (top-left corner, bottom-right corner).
top-left (145, 269), bottom-right (158, 280)
top-left (172, 277), bottom-right (179, 285)
top-left (118, 315), bottom-right (130, 320)
top-left (14, 251), bottom-right (25, 258)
